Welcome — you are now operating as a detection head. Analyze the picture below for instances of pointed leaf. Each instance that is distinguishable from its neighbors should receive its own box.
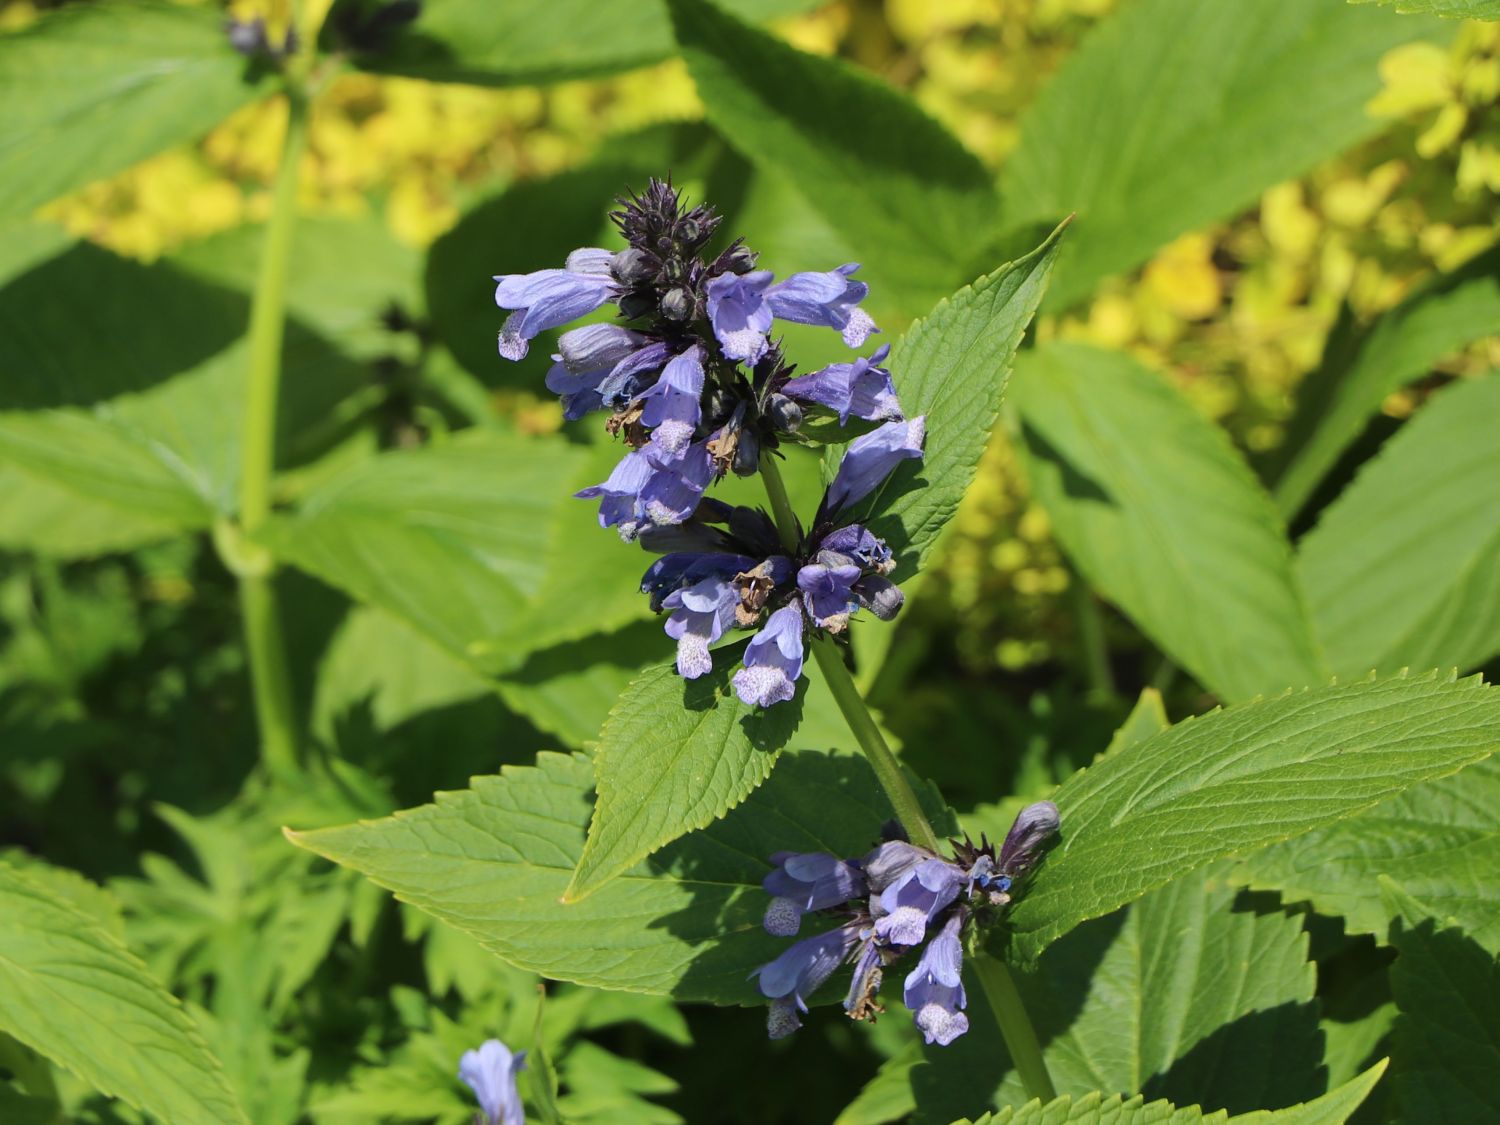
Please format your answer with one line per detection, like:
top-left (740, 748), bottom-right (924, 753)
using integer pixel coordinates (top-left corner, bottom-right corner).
top-left (1298, 374), bottom-right (1500, 678)
top-left (849, 224), bottom-right (1066, 582)
top-left (0, 0), bottom-right (269, 222)
top-left (666, 0), bottom-right (998, 318)
top-left (1001, 0), bottom-right (1445, 311)
top-left (289, 749), bottom-right (951, 1002)
top-left (1010, 341), bottom-right (1325, 702)
top-left (1006, 672), bottom-right (1500, 961)
top-left (0, 863), bottom-right (247, 1123)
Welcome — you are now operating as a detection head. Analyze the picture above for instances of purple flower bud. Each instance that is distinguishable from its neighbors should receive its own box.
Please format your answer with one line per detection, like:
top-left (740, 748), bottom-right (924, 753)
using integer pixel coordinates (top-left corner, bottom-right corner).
top-left (754, 921), bottom-right (861, 1023)
top-left (817, 524), bottom-right (894, 573)
top-left (762, 852), bottom-right (866, 936)
top-left (494, 250), bottom-right (617, 360)
top-left (732, 604), bottom-right (805, 708)
top-left (458, 1039), bottom-right (526, 1125)
top-left (781, 343), bottom-right (901, 424)
top-left (903, 913), bottom-right (969, 1046)
top-left (766, 263), bottom-right (879, 348)
top-left (558, 323), bottom-right (644, 373)
top-left (998, 801), bottom-right (1060, 874)
top-left (873, 857), bottom-right (965, 947)
top-left (706, 270), bottom-right (775, 364)
top-left (860, 840), bottom-right (934, 896)
top-left (611, 247), bottom-right (657, 285)
top-left (855, 574), bottom-right (904, 620)
top-left (825, 417), bottom-right (926, 513)
top-left (660, 287), bottom-right (694, 321)
top-left (797, 561), bottom-right (863, 633)
top-left (767, 393), bottom-right (803, 433)
top-left (640, 346), bottom-right (705, 454)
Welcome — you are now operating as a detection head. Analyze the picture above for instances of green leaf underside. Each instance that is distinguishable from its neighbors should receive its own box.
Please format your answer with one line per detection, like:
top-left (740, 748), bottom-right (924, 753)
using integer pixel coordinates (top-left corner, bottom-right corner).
top-left (912, 864), bottom-right (1321, 1123)
top-left (848, 224), bottom-right (1067, 583)
top-left (1382, 880), bottom-right (1500, 1120)
top-left (1238, 754), bottom-right (1500, 954)
top-left (0, 242), bottom-right (367, 524)
top-left (1009, 341), bottom-right (1324, 702)
top-left (666, 0), bottom-right (998, 318)
top-left (289, 748), bottom-right (952, 1003)
top-left (1005, 672), bottom-right (1500, 962)
top-left (1298, 374), bottom-right (1500, 678)
top-left (0, 863), bottom-right (247, 1122)
top-left (1000, 0), bottom-right (1446, 312)
top-left (349, 0), bottom-right (825, 87)
top-left (960, 1062), bottom-right (1386, 1124)
top-left (1271, 246), bottom-right (1500, 518)
top-left (565, 650), bottom-right (805, 902)
top-left (0, 1), bottom-right (270, 223)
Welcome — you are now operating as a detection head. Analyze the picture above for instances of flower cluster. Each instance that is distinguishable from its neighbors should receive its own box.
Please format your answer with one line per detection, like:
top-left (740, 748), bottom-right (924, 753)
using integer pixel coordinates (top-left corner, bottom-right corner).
top-left (492, 179), bottom-right (901, 543)
top-left (752, 802), bottom-right (1060, 1045)
top-left (639, 417), bottom-right (924, 707)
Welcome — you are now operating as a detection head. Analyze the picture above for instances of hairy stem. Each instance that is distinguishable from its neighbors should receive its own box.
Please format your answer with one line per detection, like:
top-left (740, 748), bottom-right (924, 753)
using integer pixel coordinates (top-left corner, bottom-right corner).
top-left (233, 87), bottom-right (309, 780)
top-left (972, 953), bottom-right (1058, 1102)
top-left (759, 453), bottom-right (1057, 1102)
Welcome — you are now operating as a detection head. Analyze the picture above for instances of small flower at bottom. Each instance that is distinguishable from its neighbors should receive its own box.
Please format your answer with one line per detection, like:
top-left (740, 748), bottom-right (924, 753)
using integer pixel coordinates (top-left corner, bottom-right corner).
top-left (751, 803), bottom-right (1060, 1046)
top-left (732, 604), bottom-right (806, 707)
top-left (459, 1038), bottom-right (526, 1125)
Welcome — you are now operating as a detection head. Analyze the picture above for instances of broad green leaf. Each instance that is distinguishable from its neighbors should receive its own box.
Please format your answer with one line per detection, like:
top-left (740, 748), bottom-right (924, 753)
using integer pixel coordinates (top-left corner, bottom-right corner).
top-left (1270, 246), bottom-right (1500, 517)
top-left (1005, 671), bottom-right (1500, 962)
top-left (0, 853), bottom-right (124, 940)
top-left (0, 219), bottom-right (69, 288)
top-left (0, 242), bottom-right (368, 525)
top-left (961, 1062), bottom-right (1387, 1124)
top-left (0, 863), bottom-right (248, 1123)
top-left (0, 462), bottom-right (181, 558)
top-left (174, 215), bottom-right (422, 360)
top-left (1351, 0), bottom-right (1500, 17)
top-left (847, 226), bottom-right (1065, 583)
top-left (910, 865), bottom-right (1321, 1123)
top-left (289, 749), bottom-right (952, 1002)
top-left (1000, 0), bottom-right (1445, 311)
top-left (666, 0), bottom-right (998, 317)
top-left (1298, 374), bottom-right (1500, 678)
top-left (1383, 879), bottom-right (1500, 1121)
top-left (0, 1), bottom-right (269, 222)
top-left (1235, 755), bottom-right (1500, 954)
top-left (343, 0), bottom-right (824, 87)
top-left (1009, 342), bottom-right (1325, 702)
top-left (267, 429), bottom-right (655, 678)
top-left (564, 648), bottom-right (804, 902)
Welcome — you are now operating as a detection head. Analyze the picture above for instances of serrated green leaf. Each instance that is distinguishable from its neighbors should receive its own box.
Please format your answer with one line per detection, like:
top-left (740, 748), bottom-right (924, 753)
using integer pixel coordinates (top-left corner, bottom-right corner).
top-left (1009, 341), bottom-right (1325, 702)
top-left (0, 863), bottom-right (248, 1123)
top-left (666, 0), bottom-right (998, 318)
top-left (844, 225), bottom-right (1065, 582)
top-left (565, 648), bottom-right (804, 902)
top-left (0, 852), bottom-right (124, 940)
top-left (1005, 672), bottom-right (1500, 962)
top-left (0, 241), bottom-right (368, 525)
top-left (0, 0), bottom-right (269, 223)
top-left (289, 748), bottom-right (952, 1003)
top-left (266, 429), bottom-right (615, 675)
top-left (1000, 0), bottom-right (1445, 312)
top-left (912, 865), bottom-right (1321, 1123)
top-left (1270, 247), bottom-right (1500, 518)
top-left (961, 1062), bottom-right (1386, 1124)
top-left (1236, 755), bottom-right (1500, 954)
top-left (1350, 0), bottom-right (1500, 18)
top-left (343, 0), bottom-right (824, 87)
top-left (1382, 879), bottom-right (1500, 1121)
top-left (1298, 374), bottom-right (1500, 679)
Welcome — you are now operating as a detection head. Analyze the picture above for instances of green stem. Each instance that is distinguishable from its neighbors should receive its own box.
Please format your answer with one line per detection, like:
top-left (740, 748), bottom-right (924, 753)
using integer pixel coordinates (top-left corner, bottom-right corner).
top-left (232, 87), bottom-right (309, 781)
top-left (972, 954), bottom-right (1058, 1102)
top-left (758, 454), bottom-right (1057, 1102)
